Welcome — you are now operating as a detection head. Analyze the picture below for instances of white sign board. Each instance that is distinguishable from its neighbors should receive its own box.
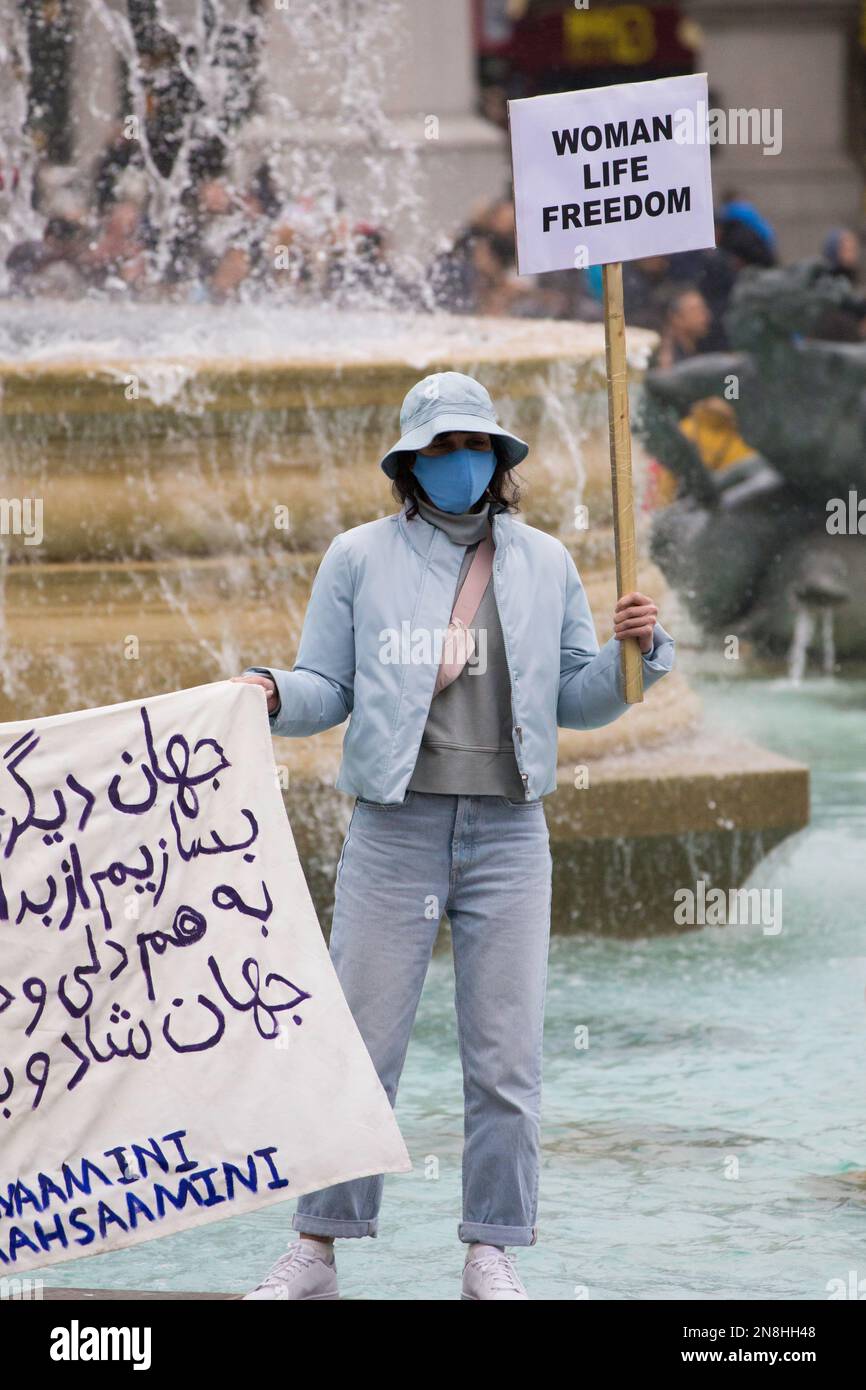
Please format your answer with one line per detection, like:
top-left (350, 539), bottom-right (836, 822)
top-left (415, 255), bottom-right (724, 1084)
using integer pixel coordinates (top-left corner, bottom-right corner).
top-left (0, 681), bottom-right (410, 1275)
top-left (509, 73), bottom-right (715, 275)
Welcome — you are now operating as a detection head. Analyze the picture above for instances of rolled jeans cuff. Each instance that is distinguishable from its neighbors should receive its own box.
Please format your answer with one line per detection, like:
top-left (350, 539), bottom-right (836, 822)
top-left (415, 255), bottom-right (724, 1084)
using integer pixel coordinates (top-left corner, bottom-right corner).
top-left (292, 1212), bottom-right (378, 1239)
top-left (459, 1221), bottom-right (538, 1248)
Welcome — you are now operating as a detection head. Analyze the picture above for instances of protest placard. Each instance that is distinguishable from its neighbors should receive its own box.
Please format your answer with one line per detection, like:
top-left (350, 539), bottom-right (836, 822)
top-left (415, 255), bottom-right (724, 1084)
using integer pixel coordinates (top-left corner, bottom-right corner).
top-left (509, 73), bottom-right (715, 702)
top-left (0, 680), bottom-right (411, 1274)
top-left (508, 72), bottom-right (715, 276)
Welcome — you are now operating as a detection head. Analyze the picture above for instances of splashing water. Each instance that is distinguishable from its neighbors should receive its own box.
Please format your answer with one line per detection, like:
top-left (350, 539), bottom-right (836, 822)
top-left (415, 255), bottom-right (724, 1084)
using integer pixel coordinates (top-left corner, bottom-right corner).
top-left (2, 0), bottom-right (432, 306)
top-left (787, 601), bottom-right (813, 684)
top-left (0, 4), bottom-right (42, 268)
top-left (820, 607), bottom-right (836, 675)
top-left (788, 600), bottom-right (838, 683)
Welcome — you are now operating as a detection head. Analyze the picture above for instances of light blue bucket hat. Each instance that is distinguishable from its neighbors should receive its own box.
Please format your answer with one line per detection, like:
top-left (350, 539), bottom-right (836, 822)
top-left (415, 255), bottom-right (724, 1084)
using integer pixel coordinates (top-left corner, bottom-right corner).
top-left (378, 371), bottom-right (529, 478)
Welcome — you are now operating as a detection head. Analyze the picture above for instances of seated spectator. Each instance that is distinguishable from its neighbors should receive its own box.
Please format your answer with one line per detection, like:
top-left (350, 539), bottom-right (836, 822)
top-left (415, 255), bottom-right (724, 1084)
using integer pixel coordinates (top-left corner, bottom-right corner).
top-left (623, 255), bottom-right (672, 331)
top-left (196, 178), bottom-right (252, 299)
top-left (815, 227), bottom-right (866, 340)
top-left (429, 224), bottom-right (478, 312)
top-left (822, 227), bottom-right (861, 284)
top-left (93, 125), bottom-right (142, 215)
top-left (647, 284), bottom-right (755, 507)
top-left (718, 197), bottom-right (777, 265)
top-left (78, 199), bottom-right (149, 290)
top-left (429, 196), bottom-right (554, 317)
top-left (428, 218), bottom-right (512, 314)
top-left (6, 216), bottom-right (89, 297)
top-left (171, 174), bottom-right (271, 301)
top-left (325, 222), bottom-right (419, 309)
top-left (651, 286), bottom-right (713, 368)
top-left (264, 210), bottom-right (314, 294)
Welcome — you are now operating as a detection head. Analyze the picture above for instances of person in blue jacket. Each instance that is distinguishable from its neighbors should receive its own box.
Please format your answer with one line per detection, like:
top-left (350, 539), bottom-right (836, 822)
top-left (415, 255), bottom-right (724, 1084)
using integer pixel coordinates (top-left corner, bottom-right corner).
top-left (235, 370), bottom-right (674, 1301)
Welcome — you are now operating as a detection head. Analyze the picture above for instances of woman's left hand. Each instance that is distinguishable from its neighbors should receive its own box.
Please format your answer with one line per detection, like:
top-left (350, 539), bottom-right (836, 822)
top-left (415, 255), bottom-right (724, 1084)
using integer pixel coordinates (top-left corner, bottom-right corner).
top-left (613, 592), bottom-right (660, 654)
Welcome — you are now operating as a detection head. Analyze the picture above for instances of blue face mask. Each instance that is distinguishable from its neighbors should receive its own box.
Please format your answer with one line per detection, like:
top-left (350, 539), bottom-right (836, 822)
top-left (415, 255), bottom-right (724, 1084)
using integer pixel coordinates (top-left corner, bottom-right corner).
top-left (411, 447), bottom-right (496, 514)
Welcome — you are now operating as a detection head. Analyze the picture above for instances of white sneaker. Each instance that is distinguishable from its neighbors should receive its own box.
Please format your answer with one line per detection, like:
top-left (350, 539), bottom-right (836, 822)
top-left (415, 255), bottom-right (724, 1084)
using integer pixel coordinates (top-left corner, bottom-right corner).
top-left (243, 1240), bottom-right (339, 1300)
top-left (461, 1244), bottom-right (529, 1300)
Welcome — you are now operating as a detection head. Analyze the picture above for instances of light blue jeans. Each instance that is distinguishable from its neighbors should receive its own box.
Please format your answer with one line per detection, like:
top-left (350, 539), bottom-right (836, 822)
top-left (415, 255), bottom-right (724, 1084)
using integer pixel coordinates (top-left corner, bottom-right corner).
top-left (293, 789), bottom-right (553, 1247)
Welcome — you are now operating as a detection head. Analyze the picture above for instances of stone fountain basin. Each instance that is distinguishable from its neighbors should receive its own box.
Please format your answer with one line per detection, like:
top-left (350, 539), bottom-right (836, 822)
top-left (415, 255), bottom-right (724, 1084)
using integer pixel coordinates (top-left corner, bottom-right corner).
top-left (0, 306), bottom-right (808, 932)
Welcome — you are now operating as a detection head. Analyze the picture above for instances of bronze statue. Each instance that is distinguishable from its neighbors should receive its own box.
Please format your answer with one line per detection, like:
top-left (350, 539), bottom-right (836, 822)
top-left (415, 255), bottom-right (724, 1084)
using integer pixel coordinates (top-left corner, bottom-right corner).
top-left (638, 260), bottom-right (866, 664)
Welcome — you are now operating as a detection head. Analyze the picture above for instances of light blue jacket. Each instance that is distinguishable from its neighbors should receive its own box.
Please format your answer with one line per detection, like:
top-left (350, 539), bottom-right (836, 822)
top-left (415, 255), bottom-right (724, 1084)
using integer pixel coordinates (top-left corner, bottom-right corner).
top-left (248, 503), bottom-right (674, 802)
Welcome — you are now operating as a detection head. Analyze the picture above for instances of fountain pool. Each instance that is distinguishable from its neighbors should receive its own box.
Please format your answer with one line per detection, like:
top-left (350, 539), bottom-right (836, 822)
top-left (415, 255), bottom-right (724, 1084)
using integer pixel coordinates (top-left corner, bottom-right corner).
top-left (28, 672), bottom-right (864, 1299)
top-left (0, 302), bottom-right (808, 934)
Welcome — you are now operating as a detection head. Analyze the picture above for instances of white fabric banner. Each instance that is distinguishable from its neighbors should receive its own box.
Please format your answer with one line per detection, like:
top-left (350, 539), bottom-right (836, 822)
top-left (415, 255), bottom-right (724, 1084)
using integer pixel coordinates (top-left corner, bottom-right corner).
top-left (509, 73), bottom-right (715, 274)
top-left (0, 681), bottom-right (411, 1275)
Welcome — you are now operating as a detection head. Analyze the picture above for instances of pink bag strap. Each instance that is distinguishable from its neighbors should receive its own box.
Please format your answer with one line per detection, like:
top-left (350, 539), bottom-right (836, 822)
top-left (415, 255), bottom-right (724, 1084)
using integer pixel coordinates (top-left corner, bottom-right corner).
top-left (451, 533), bottom-right (495, 628)
top-left (433, 533), bottom-right (495, 695)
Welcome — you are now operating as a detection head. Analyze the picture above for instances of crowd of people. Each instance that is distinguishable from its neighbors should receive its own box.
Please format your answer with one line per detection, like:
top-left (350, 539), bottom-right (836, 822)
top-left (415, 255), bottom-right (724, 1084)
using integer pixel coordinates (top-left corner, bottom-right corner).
top-left (5, 149), bottom-right (863, 519)
top-left (7, 141), bottom-right (863, 353)
top-left (621, 203), bottom-right (866, 507)
top-left (3, 136), bottom-right (419, 308)
top-left (432, 190), bottom-right (866, 347)
top-left (6, 140), bottom-right (865, 361)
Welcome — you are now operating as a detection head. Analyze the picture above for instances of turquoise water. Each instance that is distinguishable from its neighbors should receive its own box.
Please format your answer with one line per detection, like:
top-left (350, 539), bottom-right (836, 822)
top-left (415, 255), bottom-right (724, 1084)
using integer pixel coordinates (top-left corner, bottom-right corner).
top-left (33, 676), bottom-right (866, 1300)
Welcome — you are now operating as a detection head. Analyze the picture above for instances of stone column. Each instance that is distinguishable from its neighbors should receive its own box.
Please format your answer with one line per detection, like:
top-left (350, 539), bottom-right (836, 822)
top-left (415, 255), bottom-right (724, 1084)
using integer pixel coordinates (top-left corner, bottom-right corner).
top-left (254, 0), bottom-right (507, 260)
top-left (684, 0), bottom-right (863, 259)
top-left (66, 1), bottom-right (506, 258)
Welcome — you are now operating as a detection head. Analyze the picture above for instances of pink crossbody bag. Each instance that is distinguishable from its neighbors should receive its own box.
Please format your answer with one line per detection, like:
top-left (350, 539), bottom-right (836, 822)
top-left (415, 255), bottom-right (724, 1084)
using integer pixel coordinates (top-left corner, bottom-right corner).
top-left (433, 533), bottom-right (495, 696)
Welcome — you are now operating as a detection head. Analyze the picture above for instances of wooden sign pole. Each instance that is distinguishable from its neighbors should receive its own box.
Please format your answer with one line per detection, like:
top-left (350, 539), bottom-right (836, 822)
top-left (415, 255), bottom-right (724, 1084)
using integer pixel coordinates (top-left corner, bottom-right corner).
top-left (602, 260), bottom-right (644, 704)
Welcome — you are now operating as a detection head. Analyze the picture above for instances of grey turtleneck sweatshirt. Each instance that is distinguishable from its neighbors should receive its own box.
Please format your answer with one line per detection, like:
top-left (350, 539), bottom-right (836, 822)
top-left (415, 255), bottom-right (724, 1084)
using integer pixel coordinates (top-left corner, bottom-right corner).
top-left (407, 495), bottom-right (526, 799)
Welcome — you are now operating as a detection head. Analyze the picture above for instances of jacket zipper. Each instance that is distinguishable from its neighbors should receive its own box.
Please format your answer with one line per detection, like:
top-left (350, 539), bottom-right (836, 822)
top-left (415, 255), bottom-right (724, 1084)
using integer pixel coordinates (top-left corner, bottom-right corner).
top-left (491, 545), bottom-right (531, 799)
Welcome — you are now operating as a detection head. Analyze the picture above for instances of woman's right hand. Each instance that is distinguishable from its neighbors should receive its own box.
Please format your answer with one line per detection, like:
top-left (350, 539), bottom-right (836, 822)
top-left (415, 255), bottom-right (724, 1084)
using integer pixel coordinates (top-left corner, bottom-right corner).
top-left (231, 673), bottom-right (279, 714)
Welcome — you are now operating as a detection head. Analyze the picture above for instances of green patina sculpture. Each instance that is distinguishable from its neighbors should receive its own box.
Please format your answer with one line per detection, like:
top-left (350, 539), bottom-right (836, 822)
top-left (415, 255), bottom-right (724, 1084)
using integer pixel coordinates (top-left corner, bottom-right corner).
top-left (637, 260), bottom-right (866, 661)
